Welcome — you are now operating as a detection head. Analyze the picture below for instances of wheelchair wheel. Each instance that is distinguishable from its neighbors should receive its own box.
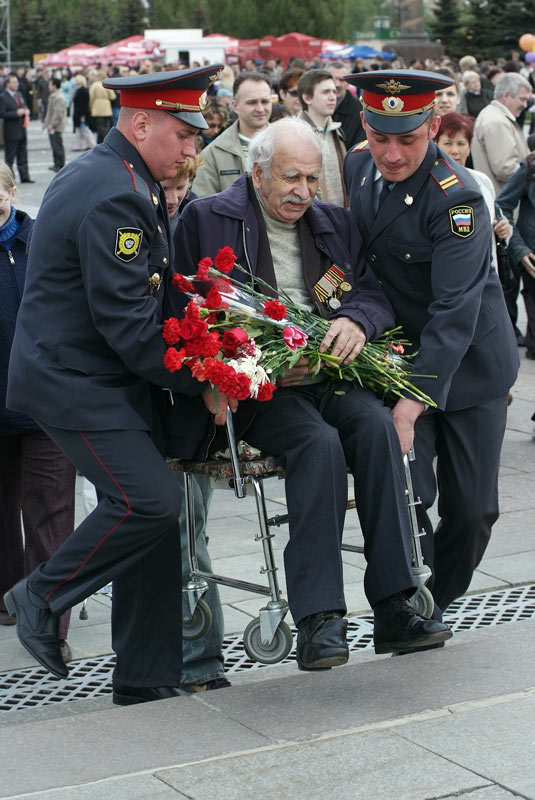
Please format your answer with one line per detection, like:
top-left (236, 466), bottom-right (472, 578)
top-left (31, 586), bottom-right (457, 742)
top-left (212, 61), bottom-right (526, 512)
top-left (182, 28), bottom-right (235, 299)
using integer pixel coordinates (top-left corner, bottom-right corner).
top-left (407, 586), bottom-right (434, 619)
top-left (243, 618), bottom-right (293, 664)
top-left (183, 598), bottom-right (212, 640)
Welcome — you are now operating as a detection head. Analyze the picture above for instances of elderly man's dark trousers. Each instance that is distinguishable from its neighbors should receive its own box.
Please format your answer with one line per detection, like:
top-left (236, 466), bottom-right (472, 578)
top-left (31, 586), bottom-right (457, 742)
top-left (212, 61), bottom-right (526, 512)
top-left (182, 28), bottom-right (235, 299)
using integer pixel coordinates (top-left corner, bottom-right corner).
top-left (244, 381), bottom-right (416, 624)
top-left (26, 426), bottom-right (183, 687)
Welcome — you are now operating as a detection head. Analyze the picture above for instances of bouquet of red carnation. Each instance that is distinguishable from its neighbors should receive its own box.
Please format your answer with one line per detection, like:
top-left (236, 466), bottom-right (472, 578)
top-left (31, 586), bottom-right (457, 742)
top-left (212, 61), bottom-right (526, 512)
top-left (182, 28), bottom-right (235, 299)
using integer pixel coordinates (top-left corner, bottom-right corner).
top-left (163, 247), bottom-right (436, 407)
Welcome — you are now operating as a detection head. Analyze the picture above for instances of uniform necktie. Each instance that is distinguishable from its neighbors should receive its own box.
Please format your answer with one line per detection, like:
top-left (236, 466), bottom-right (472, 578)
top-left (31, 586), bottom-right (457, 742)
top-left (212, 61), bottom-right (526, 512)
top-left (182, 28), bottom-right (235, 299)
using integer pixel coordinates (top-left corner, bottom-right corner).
top-left (374, 178), bottom-right (391, 216)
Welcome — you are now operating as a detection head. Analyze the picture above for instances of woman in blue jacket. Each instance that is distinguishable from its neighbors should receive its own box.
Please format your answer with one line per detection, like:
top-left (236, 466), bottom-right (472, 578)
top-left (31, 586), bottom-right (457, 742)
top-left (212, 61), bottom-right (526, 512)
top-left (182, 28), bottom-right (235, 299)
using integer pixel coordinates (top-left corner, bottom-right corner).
top-left (0, 164), bottom-right (76, 661)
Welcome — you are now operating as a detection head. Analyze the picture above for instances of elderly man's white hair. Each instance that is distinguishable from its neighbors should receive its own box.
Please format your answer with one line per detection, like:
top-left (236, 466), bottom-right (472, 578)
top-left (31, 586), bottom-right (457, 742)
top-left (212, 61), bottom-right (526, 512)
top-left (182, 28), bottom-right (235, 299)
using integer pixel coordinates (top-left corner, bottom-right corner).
top-left (246, 118), bottom-right (324, 179)
top-left (494, 72), bottom-right (531, 100)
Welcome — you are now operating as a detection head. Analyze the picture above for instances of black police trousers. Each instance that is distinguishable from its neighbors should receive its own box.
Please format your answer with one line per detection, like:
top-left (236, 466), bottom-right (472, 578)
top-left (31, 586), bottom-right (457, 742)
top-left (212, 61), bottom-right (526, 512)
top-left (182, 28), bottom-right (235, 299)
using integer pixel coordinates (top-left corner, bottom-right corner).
top-left (28, 425), bottom-right (183, 688)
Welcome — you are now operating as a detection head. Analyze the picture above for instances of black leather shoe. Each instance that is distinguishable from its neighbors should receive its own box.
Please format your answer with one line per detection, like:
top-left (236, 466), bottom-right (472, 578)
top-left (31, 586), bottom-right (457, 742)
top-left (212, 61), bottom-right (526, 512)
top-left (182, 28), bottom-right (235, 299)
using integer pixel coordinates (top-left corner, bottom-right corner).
top-left (20, 179), bottom-right (35, 183)
top-left (112, 682), bottom-right (192, 705)
top-left (3, 579), bottom-right (68, 678)
top-left (373, 593), bottom-right (452, 655)
top-left (392, 641), bottom-right (446, 657)
top-left (296, 611), bottom-right (349, 671)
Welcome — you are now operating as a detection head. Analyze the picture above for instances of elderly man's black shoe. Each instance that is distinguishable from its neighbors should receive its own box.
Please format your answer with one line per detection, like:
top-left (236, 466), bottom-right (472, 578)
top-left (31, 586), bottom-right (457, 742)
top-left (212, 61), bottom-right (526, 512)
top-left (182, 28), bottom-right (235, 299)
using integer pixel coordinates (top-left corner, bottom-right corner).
top-left (112, 682), bottom-right (191, 705)
top-left (296, 611), bottom-right (349, 671)
top-left (373, 593), bottom-right (452, 655)
top-left (3, 579), bottom-right (68, 679)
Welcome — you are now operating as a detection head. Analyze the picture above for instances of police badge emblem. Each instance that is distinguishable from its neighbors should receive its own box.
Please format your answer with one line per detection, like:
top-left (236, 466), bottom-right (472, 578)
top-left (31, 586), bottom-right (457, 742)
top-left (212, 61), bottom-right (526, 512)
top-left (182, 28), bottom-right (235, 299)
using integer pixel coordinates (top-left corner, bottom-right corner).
top-left (448, 206), bottom-right (474, 238)
top-left (115, 228), bottom-right (143, 261)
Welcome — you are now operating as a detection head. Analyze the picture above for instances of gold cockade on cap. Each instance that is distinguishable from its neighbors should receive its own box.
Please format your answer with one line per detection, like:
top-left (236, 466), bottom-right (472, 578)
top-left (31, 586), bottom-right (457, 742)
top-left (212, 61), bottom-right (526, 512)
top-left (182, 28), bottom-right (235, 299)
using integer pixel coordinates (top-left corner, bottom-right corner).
top-left (377, 79), bottom-right (410, 94)
top-left (382, 96), bottom-right (405, 112)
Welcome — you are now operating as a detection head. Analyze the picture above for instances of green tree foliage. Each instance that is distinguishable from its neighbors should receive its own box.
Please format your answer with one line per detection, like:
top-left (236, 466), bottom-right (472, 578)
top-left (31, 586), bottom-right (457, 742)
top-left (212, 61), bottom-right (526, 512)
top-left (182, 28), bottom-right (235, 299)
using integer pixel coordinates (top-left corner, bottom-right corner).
top-left (429, 0), bottom-right (467, 58)
top-left (463, 0), bottom-right (535, 60)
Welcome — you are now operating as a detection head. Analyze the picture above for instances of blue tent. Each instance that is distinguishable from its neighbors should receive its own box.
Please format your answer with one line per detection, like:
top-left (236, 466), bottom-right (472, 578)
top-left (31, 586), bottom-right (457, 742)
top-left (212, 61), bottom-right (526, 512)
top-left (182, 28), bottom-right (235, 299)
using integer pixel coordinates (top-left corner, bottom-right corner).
top-left (323, 44), bottom-right (395, 60)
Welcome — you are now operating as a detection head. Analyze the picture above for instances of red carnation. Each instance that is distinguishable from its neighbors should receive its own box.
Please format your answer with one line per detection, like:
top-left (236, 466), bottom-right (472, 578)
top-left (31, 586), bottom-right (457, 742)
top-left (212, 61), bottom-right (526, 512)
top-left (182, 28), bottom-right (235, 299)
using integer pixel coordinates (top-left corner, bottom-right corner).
top-left (162, 317), bottom-right (181, 345)
top-left (164, 347), bottom-right (186, 373)
top-left (185, 300), bottom-right (201, 319)
top-left (221, 327), bottom-right (249, 357)
top-left (190, 359), bottom-right (207, 381)
top-left (257, 382), bottom-right (276, 402)
top-left (218, 368), bottom-right (252, 401)
top-left (184, 331), bottom-right (221, 358)
top-left (203, 358), bottom-right (228, 384)
top-left (205, 285), bottom-right (228, 310)
top-left (180, 317), bottom-right (208, 341)
top-left (263, 299), bottom-right (286, 321)
top-left (172, 273), bottom-right (194, 293)
top-left (389, 343), bottom-right (405, 354)
top-left (214, 246), bottom-right (237, 274)
top-left (197, 257), bottom-right (213, 281)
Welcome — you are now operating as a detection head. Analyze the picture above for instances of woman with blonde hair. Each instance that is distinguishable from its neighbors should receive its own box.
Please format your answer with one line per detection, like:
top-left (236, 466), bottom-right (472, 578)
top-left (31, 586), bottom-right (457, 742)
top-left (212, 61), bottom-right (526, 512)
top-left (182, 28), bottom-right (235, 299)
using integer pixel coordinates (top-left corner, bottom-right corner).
top-left (89, 69), bottom-right (115, 143)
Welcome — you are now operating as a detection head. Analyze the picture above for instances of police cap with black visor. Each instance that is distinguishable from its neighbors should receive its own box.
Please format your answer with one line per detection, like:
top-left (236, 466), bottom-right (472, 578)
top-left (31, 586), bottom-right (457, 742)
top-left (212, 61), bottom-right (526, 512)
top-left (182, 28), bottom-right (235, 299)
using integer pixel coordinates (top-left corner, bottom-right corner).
top-left (103, 64), bottom-right (224, 130)
top-left (343, 69), bottom-right (455, 134)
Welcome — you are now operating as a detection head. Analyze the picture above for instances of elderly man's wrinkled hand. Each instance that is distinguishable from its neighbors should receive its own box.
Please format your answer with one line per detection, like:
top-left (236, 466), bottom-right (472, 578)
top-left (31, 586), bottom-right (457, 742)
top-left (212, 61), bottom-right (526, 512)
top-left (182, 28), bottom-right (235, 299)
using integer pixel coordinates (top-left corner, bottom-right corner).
top-left (202, 386), bottom-right (238, 426)
top-left (319, 317), bottom-right (366, 364)
top-left (276, 357), bottom-right (310, 387)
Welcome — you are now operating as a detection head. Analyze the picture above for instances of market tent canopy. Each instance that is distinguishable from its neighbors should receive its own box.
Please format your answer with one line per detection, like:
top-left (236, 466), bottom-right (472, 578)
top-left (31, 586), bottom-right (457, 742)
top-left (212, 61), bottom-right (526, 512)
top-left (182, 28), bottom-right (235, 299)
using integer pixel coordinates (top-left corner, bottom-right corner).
top-left (38, 43), bottom-right (101, 67)
top-left (92, 35), bottom-right (163, 66)
top-left (258, 32), bottom-right (329, 65)
top-left (324, 44), bottom-right (396, 60)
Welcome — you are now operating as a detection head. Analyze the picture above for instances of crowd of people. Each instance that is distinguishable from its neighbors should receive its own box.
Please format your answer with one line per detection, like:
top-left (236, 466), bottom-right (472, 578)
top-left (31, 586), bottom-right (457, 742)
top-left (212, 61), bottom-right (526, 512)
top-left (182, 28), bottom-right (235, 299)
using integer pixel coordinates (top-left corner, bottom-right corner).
top-left (0, 44), bottom-right (533, 703)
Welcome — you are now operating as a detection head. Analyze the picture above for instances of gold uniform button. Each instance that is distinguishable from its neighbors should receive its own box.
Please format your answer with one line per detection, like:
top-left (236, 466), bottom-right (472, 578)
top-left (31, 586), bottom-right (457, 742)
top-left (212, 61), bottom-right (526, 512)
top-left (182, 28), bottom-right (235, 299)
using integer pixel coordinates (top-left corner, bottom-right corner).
top-left (405, 253), bottom-right (411, 260)
top-left (370, 254), bottom-right (377, 262)
top-left (162, 257), bottom-right (168, 265)
top-left (152, 194), bottom-right (158, 205)
top-left (129, 162), bottom-right (134, 168)
top-left (157, 225), bottom-right (162, 234)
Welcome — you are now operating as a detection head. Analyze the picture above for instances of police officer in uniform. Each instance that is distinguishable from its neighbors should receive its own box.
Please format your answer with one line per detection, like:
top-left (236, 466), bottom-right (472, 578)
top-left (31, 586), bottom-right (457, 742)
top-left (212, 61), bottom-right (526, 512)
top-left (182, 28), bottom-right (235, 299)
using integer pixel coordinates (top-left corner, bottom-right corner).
top-left (343, 70), bottom-right (519, 624)
top-left (4, 65), bottom-right (224, 704)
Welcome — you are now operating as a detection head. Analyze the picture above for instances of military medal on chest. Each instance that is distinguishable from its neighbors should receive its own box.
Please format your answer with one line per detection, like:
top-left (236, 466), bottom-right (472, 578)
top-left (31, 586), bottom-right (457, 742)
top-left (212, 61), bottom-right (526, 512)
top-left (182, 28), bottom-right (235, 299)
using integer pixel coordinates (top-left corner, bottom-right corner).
top-left (313, 263), bottom-right (352, 310)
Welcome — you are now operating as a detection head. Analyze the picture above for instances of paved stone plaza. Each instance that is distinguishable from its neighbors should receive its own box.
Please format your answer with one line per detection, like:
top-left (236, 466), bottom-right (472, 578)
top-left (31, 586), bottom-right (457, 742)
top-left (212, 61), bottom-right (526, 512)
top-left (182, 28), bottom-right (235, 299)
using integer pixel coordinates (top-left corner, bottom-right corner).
top-left (1, 121), bottom-right (534, 799)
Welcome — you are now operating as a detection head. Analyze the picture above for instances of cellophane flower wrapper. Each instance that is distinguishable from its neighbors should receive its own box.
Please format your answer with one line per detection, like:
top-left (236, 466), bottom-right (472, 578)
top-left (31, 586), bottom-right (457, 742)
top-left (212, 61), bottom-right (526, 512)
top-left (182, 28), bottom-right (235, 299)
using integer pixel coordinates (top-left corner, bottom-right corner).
top-left (163, 250), bottom-right (436, 407)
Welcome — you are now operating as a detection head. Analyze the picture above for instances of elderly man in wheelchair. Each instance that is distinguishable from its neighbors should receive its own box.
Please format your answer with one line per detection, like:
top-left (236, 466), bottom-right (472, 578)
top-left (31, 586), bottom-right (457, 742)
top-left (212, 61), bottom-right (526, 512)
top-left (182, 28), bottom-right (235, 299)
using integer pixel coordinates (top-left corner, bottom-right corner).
top-left (169, 118), bottom-right (452, 670)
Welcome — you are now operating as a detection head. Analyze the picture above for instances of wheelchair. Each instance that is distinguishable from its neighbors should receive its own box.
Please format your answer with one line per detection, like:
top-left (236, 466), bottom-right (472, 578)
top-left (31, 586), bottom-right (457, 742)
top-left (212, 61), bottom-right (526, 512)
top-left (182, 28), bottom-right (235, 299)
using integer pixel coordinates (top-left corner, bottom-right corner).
top-left (167, 408), bottom-right (434, 665)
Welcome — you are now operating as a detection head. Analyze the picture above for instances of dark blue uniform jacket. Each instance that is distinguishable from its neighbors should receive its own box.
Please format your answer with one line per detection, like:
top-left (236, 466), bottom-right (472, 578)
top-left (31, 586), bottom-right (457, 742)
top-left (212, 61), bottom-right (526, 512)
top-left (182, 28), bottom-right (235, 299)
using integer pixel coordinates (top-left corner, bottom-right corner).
top-left (7, 127), bottom-right (203, 432)
top-left (343, 140), bottom-right (518, 411)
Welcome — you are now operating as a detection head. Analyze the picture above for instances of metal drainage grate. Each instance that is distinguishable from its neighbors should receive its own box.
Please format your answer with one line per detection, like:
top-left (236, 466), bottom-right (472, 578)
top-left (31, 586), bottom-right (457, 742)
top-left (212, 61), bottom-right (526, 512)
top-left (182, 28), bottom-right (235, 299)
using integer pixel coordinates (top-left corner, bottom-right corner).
top-left (2, 584), bottom-right (535, 713)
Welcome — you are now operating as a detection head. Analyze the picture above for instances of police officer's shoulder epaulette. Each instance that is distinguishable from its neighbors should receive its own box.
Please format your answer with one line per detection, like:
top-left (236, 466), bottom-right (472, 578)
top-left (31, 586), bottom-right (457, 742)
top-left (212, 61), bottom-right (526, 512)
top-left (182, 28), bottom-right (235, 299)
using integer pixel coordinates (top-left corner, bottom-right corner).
top-left (121, 159), bottom-right (152, 200)
top-left (430, 158), bottom-right (464, 196)
top-left (349, 140), bottom-right (369, 154)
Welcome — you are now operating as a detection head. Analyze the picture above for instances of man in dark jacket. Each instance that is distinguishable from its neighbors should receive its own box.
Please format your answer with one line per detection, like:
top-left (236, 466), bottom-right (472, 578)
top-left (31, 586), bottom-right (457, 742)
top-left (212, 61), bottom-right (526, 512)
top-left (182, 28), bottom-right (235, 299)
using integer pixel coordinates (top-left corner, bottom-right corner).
top-left (328, 61), bottom-right (365, 149)
top-left (172, 118), bottom-right (451, 671)
top-left (5, 65), bottom-right (224, 705)
top-left (0, 74), bottom-right (34, 183)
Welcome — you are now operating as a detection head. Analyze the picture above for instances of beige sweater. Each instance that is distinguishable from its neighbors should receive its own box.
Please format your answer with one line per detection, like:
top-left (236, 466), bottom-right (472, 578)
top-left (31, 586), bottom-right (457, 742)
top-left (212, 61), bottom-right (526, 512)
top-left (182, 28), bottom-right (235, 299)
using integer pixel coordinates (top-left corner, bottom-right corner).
top-left (472, 100), bottom-right (529, 195)
top-left (89, 82), bottom-right (115, 117)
